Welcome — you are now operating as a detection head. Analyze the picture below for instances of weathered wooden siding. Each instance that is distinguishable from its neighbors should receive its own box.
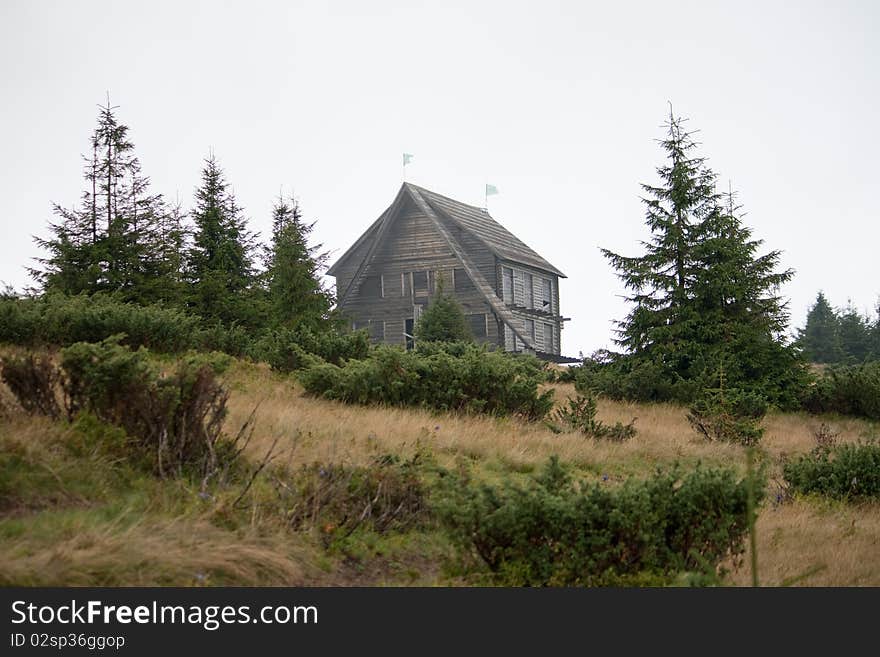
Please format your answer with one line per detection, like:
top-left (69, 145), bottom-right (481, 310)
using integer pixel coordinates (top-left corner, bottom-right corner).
top-left (337, 196), bottom-right (500, 347)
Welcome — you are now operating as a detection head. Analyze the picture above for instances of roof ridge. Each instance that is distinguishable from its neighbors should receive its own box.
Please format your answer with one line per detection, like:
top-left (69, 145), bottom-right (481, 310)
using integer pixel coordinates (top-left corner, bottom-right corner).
top-left (403, 182), bottom-right (489, 214)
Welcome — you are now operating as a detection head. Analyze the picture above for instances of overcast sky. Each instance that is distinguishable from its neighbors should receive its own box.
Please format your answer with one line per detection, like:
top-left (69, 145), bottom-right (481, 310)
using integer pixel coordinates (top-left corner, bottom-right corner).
top-left (1, 1), bottom-right (877, 356)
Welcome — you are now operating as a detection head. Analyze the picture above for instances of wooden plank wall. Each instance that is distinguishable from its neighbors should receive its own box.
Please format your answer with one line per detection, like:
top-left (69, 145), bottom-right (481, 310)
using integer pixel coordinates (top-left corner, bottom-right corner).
top-left (334, 197), bottom-right (500, 348)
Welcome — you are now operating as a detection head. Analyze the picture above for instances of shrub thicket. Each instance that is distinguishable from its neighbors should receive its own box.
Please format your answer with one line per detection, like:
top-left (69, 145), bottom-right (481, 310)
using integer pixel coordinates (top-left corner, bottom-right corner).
top-left (249, 325), bottom-right (371, 372)
top-left (800, 362), bottom-right (880, 421)
top-left (687, 388), bottom-right (767, 446)
top-left (298, 344), bottom-right (554, 420)
top-left (0, 293), bottom-right (202, 352)
top-left (0, 337), bottom-right (243, 480)
top-left (278, 454), bottom-right (428, 541)
top-left (783, 442), bottom-right (880, 500)
top-left (437, 456), bottom-right (762, 586)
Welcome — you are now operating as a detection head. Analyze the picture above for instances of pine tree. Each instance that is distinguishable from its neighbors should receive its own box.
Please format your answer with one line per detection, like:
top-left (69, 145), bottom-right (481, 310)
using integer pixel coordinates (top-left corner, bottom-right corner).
top-left (797, 292), bottom-right (843, 363)
top-left (688, 188), bottom-right (803, 404)
top-left (186, 154), bottom-right (258, 326)
top-left (415, 277), bottom-right (472, 343)
top-left (264, 192), bottom-right (333, 329)
top-left (600, 108), bottom-right (804, 406)
top-left (837, 301), bottom-right (873, 363)
top-left (32, 99), bottom-right (176, 303)
top-left (601, 107), bottom-right (719, 361)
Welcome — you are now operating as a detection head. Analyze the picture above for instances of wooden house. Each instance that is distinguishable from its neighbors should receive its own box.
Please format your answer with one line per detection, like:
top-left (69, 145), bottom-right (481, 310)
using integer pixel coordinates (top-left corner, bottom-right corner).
top-left (327, 183), bottom-right (570, 359)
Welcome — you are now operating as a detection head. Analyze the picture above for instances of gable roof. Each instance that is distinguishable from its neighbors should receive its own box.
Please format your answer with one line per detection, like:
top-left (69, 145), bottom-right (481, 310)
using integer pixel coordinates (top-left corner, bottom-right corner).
top-left (330, 183), bottom-right (566, 351)
top-left (327, 182), bottom-right (566, 278)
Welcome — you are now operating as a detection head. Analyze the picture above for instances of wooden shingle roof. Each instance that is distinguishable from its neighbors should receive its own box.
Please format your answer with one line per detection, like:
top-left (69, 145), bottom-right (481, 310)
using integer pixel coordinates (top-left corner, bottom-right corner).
top-left (327, 183), bottom-right (566, 277)
top-left (408, 184), bottom-right (566, 278)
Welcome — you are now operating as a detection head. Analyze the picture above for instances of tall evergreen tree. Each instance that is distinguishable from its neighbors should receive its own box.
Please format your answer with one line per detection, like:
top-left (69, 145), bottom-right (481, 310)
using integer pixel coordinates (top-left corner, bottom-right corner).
top-left (601, 108), bottom-right (719, 361)
top-left (186, 154), bottom-right (258, 326)
top-left (600, 108), bottom-right (804, 405)
top-left (264, 193), bottom-right (333, 329)
top-left (32, 100), bottom-right (176, 303)
top-left (797, 292), bottom-right (843, 363)
top-left (837, 301), bottom-right (873, 362)
top-left (687, 189), bottom-right (803, 403)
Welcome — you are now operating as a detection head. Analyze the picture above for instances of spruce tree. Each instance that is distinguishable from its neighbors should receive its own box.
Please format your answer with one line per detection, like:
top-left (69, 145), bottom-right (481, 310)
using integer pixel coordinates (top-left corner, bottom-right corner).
top-left (264, 193), bottom-right (333, 329)
top-left (32, 100), bottom-right (176, 304)
top-left (688, 188), bottom-right (803, 404)
top-left (415, 278), bottom-right (472, 343)
top-left (797, 292), bottom-right (843, 363)
top-left (837, 301), bottom-right (873, 362)
top-left (186, 154), bottom-right (258, 326)
top-left (600, 108), bottom-right (804, 406)
top-left (601, 108), bottom-right (719, 361)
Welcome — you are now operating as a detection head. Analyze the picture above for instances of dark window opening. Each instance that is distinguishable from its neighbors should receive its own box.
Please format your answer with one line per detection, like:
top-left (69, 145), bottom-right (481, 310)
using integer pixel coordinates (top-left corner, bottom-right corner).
top-left (467, 313), bottom-right (487, 338)
top-left (412, 270), bottom-right (429, 295)
top-left (361, 275), bottom-right (382, 298)
top-left (455, 268), bottom-right (475, 293)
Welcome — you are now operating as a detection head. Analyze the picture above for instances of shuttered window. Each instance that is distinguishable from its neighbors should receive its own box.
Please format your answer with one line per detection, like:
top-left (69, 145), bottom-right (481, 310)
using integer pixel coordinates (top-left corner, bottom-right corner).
top-left (454, 268), bottom-right (475, 293)
top-left (467, 313), bottom-right (487, 338)
top-left (524, 272), bottom-right (534, 309)
top-left (543, 322), bottom-right (554, 352)
top-left (361, 276), bottom-right (382, 298)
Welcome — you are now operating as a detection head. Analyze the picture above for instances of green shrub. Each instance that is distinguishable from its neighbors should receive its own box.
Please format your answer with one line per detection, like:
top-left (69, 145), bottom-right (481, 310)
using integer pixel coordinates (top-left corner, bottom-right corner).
top-left (0, 352), bottom-right (64, 419)
top-left (551, 393), bottom-right (636, 441)
top-left (800, 362), bottom-right (880, 421)
top-left (437, 456), bottom-right (763, 586)
top-left (249, 325), bottom-right (371, 372)
top-left (574, 355), bottom-right (700, 406)
top-left (783, 442), bottom-right (880, 500)
top-left (278, 454), bottom-right (428, 540)
top-left (687, 388), bottom-right (767, 446)
top-left (298, 344), bottom-right (554, 420)
top-left (0, 293), bottom-right (202, 352)
top-left (1, 338), bottom-right (241, 480)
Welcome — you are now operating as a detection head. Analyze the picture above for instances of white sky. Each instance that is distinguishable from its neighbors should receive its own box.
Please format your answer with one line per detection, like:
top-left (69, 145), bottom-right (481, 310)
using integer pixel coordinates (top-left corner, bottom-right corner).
top-left (1, 0), bottom-right (877, 356)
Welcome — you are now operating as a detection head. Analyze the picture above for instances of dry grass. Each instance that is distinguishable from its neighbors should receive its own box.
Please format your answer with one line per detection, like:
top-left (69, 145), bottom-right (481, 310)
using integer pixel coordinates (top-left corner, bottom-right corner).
top-left (224, 365), bottom-right (874, 481)
top-left (221, 361), bottom-right (880, 587)
top-left (3, 351), bottom-right (879, 587)
top-left (0, 515), bottom-right (312, 586)
top-left (727, 499), bottom-right (880, 586)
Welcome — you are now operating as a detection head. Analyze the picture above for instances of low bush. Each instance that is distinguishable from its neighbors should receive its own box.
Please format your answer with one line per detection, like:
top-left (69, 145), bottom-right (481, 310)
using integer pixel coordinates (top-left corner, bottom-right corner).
top-left (277, 454), bottom-right (428, 540)
top-left (0, 293), bottom-right (202, 353)
top-left (437, 456), bottom-right (762, 586)
top-left (783, 442), bottom-right (880, 500)
top-left (574, 355), bottom-right (700, 406)
top-left (551, 393), bottom-right (636, 441)
top-left (249, 325), bottom-right (371, 372)
top-left (0, 338), bottom-right (244, 481)
top-left (298, 344), bottom-right (554, 420)
top-left (800, 362), bottom-right (880, 421)
top-left (687, 388), bottom-right (767, 447)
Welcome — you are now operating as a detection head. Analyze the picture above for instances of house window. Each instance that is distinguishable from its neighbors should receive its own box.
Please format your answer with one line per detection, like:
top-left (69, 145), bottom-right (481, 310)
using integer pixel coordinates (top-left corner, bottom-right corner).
top-left (370, 320), bottom-right (385, 342)
top-left (524, 318), bottom-right (535, 343)
top-left (543, 322), bottom-right (554, 352)
top-left (353, 320), bottom-right (370, 332)
top-left (523, 272), bottom-right (533, 309)
top-left (361, 275), bottom-right (382, 298)
top-left (454, 268), bottom-right (475, 293)
top-left (412, 271), bottom-right (429, 295)
top-left (501, 267), bottom-right (513, 304)
top-left (467, 313), bottom-right (487, 338)
top-left (541, 278), bottom-right (552, 312)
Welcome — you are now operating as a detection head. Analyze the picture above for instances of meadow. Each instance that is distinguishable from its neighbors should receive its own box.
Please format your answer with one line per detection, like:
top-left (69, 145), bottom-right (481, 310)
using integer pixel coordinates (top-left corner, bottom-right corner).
top-left (2, 355), bottom-right (878, 587)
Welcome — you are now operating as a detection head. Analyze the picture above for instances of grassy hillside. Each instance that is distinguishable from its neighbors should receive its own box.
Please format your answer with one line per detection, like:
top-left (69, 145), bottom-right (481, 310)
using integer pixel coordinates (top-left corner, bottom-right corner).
top-left (2, 351), bottom-right (879, 586)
